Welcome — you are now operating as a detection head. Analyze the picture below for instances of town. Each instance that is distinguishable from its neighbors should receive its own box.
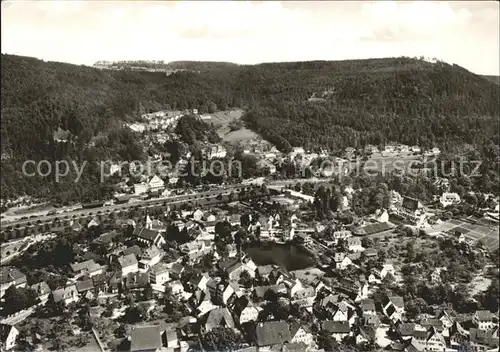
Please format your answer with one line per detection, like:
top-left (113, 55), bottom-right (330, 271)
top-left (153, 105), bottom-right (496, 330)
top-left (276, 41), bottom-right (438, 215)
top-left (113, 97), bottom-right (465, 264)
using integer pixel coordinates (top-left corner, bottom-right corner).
top-left (0, 104), bottom-right (498, 351)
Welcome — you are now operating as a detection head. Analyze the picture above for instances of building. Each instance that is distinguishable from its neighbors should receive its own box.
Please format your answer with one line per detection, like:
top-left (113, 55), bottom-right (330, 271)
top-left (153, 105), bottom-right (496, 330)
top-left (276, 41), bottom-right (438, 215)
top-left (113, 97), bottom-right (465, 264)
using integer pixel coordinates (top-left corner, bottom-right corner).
top-left (361, 299), bottom-right (376, 317)
top-left (474, 310), bottom-right (497, 330)
top-left (52, 285), bottom-right (79, 305)
top-left (150, 263), bottom-right (170, 286)
top-left (290, 323), bottom-right (314, 346)
top-left (134, 226), bottom-right (166, 248)
top-left (30, 281), bottom-right (51, 302)
top-left (133, 183), bottom-right (148, 195)
top-left (118, 254), bottom-right (139, 277)
top-left (130, 325), bottom-right (163, 352)
top-left (440, 192), bottom-right (461, 207)
top-left (322, 321), bottom-right (350, 341)
top-left (469, 327), bottom-right (499, 352)
top-left (395, 196), bottom-right (427, 226)
top-left (232, 296), bottom-right (260, 325)
top-left (139, 246), bottom-right (163, 271)
top-left (0, 324), bottom-right (19, 351)
top-left (0, 267), bottom-right (27, 298)
top-left (148, 175), bottom-right (165, 192)
top-left (203, 307), bottom-right (235, 332)
top-left (206, 146), bottom-right (227, 159)
top-left (70, 260), bottom-right (103, 278)
top-left (347, 237), bottom-right (363, 252)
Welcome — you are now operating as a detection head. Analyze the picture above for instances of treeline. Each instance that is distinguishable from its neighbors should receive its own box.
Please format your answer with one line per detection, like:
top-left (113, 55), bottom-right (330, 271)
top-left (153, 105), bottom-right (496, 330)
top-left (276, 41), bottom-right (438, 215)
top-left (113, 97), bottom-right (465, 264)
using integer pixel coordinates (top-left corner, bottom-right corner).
top-left (2, 54), bottom-right (499, 200)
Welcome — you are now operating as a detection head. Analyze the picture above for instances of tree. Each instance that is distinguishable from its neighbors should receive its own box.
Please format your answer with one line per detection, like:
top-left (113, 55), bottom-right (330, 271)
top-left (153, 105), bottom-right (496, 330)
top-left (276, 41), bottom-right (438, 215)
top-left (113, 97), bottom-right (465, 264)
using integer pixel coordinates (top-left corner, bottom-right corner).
top-left (317, 330), bottom-right (341, 352)
top-left (141, 284), bottom-right (154, 301)
top-left (122, 304), bottom-right (148, 324)
top-left (239, 270), bottom-right (253, 289)
top-left (201, 327), bottom-right (242, 351)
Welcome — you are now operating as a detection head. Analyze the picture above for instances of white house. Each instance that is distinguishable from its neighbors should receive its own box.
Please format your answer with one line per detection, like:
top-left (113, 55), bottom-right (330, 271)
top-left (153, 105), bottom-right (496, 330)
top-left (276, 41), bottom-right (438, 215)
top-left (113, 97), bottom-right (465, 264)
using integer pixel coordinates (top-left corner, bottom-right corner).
top-left (149, 263), bottom-right (170, 286)
top-left (118, 254), bottom-right (139, 277)
top-left (148, 175), bottom-right (165, 192)
top-left (290, 323), bottom-right (314, 347)
top-left (347, 237), bottom-right (364, 252)
top-left (133, 183), bottom-right (148, 195)
top-left (473, 310), bottom-right (497, 330)
top-left (53, 285), bottom-right (79, 305)
top-left (0, 324), bottom-right (19, 351)
top-left (440, 192), bottom-right (461, 207)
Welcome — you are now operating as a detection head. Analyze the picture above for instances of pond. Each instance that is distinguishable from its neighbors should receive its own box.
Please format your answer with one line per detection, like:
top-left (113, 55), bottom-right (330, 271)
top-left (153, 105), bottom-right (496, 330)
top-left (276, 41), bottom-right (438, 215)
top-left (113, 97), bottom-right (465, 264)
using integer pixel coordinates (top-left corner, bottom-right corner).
top-left (244, 242), bottom-right (316, 271)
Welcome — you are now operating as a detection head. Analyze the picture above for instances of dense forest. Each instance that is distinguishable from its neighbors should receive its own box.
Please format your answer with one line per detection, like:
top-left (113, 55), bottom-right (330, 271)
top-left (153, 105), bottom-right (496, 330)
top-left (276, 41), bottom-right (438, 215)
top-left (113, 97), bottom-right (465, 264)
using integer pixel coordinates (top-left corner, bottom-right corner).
top-left (1, 54), bottom-right (499, 201)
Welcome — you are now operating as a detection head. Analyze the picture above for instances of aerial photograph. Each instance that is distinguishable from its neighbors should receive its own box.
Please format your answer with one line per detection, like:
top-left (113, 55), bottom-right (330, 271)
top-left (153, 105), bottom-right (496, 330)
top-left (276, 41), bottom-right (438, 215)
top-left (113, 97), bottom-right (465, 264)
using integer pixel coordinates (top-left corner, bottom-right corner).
top-left (0, 1), bottom-right (499, 351)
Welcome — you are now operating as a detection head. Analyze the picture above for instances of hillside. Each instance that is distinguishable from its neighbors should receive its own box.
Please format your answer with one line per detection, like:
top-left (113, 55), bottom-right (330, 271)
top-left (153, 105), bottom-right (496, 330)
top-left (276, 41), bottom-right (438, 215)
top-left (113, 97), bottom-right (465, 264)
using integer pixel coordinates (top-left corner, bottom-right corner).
top-left (1, 54), bottom-right (499, 200)
top-left (482, 75), bottom-right (500, 85)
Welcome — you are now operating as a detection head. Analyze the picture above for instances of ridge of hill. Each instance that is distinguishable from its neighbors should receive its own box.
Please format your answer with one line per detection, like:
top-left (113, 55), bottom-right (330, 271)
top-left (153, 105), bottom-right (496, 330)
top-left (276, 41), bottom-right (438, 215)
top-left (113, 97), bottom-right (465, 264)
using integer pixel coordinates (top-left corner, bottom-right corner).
top-left (481, 75), bottom-right (500, 85)
top-left (1, 54), bottom-right (499, 201)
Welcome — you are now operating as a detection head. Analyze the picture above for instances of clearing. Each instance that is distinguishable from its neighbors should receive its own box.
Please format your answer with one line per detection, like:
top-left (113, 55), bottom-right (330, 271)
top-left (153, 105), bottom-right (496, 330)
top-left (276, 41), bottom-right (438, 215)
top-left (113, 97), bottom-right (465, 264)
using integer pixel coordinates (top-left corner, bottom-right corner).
top-left (208, 109), bottom-right (260, 144)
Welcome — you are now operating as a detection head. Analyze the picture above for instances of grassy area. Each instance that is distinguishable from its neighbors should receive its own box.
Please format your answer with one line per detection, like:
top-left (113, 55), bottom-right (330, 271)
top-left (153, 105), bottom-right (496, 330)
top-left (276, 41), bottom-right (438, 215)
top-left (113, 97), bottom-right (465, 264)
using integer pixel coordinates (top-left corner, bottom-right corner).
top-left (208, 109), bottom-right (260, 144)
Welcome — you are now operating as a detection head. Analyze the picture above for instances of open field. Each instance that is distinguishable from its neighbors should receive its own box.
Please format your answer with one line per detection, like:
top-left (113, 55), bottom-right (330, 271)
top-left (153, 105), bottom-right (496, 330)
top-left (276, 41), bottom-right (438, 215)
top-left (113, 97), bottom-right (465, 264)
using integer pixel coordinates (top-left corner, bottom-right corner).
top-left (427, 218), bottom-right (499, 249)
top-left (208, 109), bottom-right (260, 144)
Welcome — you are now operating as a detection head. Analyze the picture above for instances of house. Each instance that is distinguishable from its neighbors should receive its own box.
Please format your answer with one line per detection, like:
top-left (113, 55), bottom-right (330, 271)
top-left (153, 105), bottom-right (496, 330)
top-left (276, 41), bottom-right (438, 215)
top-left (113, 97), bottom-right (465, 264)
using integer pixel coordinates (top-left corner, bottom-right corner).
top-left (373, 209), bottom-right (389, 223)
top-left (75, 279), bottom-right (95, 299)
top-left (347, 237), bottom-right (363, 252)
top-left (139, 246), bottom-right (163, 271)
top-left (30, 282), bottom-right (51, 302)
top-left (256, 265), bottom-right (276, 280)
top-left (124, 272), bottom-right (150, 291)
top-left (169, 263), bottom-right (185, 279)
top-left (134, 227), bottom-right (166, 248)
top-left (435, 309), bottom-right (454, 329)
top-left (364, 145), bottom-right (379, 154)
top-left (469, 327), bottom-right (499, 352)
top-left (333, 230), bottom-right (352, 242)
top-left (361, 299), bottom-right (376, 317)
top-left (474, 310), bottom-right (497, 330)
top-left (289, 322), bottom-right (314, 346)
top-left (382, 296), bottom-right (405, 323)
top-left (322, 321), bottom-right (350, 341)
top-left (130, 325), bottom-right (163, 352)
top-left (256, 321), bottom-right (291, 348)
top-left (368, 263), bottom-right (395, 284)
top-left (193, 209), bottom-right (204, 222)
top-left (148, 175), bottom-right (165, 192)
top-left (70, 260), bottom-right (103, 278)
top-left (170, 280), bottom-right (185, 297)
top-left (163, 329), bottom-right (179, 350)
top-left (232, 296), bottom-right (260, 325)
top-left (335, 255), bottom-right (354, 270)
top-left (337, 279), bottom-right (369, 302)
top-left (93, 231), bottom-right (119, 250)
top-left (118, 254), bottom-right (139, 277)
top-left (0, 324), bottom-right (19, 351)
top-left (134, 183), bottom-right (148, 195)
top-left (0, 267), bottom-right (27, 298)
top-left (150, 263), bottom-right (170, 286)
top-left (411, 326), bottom-right (447, 351)
top-left (52, 285), bottom-right (79, 305)
top-left (440, 192), bottom-right (461, 207)
top-left (396, 196), bottom-right (427, 226)
top-left (188, 274), bottom-right (209, 292)
top-left (203, 307), bottom-right (235, 332)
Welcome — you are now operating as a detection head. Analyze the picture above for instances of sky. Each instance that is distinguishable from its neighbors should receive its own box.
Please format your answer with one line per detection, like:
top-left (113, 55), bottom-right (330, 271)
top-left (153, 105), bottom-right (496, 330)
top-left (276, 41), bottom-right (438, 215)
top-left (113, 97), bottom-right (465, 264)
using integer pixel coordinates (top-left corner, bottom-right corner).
top-left (2, 1), bottom-right (499, 75)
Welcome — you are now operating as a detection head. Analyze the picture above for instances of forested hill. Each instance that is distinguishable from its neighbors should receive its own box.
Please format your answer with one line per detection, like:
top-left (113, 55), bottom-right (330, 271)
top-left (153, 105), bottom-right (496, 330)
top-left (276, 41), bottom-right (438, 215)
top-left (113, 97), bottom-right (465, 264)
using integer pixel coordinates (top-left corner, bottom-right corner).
top-left (1, 54), bottom-right (499, 200)
top-left (481, 75), bottom-right (500, 85)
